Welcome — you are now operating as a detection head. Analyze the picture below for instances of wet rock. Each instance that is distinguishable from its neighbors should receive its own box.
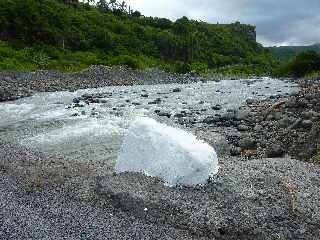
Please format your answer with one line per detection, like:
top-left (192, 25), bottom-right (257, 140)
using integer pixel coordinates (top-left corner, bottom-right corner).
top-left (226, 130), bottom-right (242, 139)
top-left (221, 111), bottom-right (236, 121)
top-left (82, 94), bottom-right (94, 100)
top-left (237, 124), bottom-right (250, 132)
top-left (254, 124), bottom-right (263, 132)
top-left (288, 118), bottom-right (302, 130)
top-left (177, 117), bottom-right (196, 125)
top-left (73, 103), bottom-right (82, 108)
top-left (302, 111), bottom-right (320, 120)
top-left (172, 88), bottom-right (181, 93)
top-left (174, 113), bottom-right (186, 118)
top-left (300, 120), bottom-right (313, 130)
top-left (3, 76), bottom-right (12, 82)
top-left (156, 112), bottom-right (171, 118)
top-left (148, 98), bottom-right (162, 105)
top-left (230, 146), bottom-right (242, 156)
top-left (297, 99), bottom-right (308, 108)
top-left (285, 98), bottom-right (297, 108)
top-left (73, 98), bottom-right (80, 104)
top-left (141, 94), bottom-right (149, 98)
top-left (203, 116), bottom-right (221, 124)
top-left (132, 102), bottom-right (141, 106)
top-left (235, 110), bottom-right (252, 121)
top-left (211, 105), bottom-right (222, 111)
top-left (94, 99), bottom-right (102, 103)
top-left (266, 144), bottom-right (285, 158)
top-left (278, 116), bottom-right (293, 128)
top-left (266, 112), bottom-right (283, 121)
top-left (238, 137), bottom-right (256, 149)
top-left (246, 99), bottom-right (256, 105)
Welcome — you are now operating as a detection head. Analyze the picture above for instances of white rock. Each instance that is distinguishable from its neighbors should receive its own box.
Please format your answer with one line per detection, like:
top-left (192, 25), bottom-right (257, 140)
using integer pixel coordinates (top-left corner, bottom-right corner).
top-left (115, 117), bottom-right (219, 186)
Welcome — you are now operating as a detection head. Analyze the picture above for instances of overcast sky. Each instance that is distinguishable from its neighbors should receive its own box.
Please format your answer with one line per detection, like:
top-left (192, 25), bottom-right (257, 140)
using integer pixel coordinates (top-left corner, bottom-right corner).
top-left (125, 0), bottom-right (320, 47)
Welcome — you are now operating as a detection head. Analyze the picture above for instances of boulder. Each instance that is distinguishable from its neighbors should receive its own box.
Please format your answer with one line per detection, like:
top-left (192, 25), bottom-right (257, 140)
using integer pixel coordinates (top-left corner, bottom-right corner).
top-left (203, 116), bottom-right (221, 124)
top-left (230, 146), bottom-right (242, 156)
top-left (172, 88), bottom-right (181, 93)
top-left (237, 124), bottom-right (250, 132)
top-left (300, 120), bottom-right (313, 130)
top-left (238, 137), bottom-right (257, 149)
top-left (266, 144), bottom-right (285, 158)
top-left (211, 105), bottom-right (222, 111)
top-left (156, 112), bottom-right (172, 118)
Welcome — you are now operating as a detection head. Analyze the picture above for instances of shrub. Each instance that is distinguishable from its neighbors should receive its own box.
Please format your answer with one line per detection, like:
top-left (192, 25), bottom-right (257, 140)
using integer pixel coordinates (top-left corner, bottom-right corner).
top-left (108, 55), bottom-right (143, 69)
top-left (190, 62), bottom-right (208, 74)
top-left (30, 50), bottom-right (51, 68)
top-left (313, 152), bottom-right (320, 164)
top-left (174, 61), bottom-right (191, 74)
top-left (305, 71), bottom-right (320, 79)
top-left (287, 51), bottom-right (320, 77)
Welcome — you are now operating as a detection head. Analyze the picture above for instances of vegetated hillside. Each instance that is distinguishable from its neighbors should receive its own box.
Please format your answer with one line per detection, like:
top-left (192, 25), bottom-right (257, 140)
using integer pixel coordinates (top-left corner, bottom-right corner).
top-left (276, 51), bottom-right (320, 78)
top-left (269, 43), bottom-right (320, 60)
top-left (0, 0), bottom-right (275, 74)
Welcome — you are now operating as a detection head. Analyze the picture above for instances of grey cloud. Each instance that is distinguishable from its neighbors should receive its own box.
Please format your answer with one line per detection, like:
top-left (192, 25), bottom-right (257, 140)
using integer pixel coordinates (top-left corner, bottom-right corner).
top-left (126, 0), bottom-right (320, 46)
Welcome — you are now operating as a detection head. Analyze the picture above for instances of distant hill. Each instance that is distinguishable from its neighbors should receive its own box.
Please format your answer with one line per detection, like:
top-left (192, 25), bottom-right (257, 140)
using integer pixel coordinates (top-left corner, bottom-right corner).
top-left (0, 0), bottom-right (274, 74)
top-left (268, 44), bottom-right (320, 60)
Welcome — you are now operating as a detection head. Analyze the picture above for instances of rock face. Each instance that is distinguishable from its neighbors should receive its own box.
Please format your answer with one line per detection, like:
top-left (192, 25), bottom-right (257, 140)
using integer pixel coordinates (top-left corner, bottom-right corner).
top-left (115, 117), bottom-right (219, 186)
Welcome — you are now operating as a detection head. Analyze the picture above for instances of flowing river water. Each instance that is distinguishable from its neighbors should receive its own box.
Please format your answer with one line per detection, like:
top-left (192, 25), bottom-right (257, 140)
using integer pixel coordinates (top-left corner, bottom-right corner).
top-left (0, 78), bottom-right (299, 170)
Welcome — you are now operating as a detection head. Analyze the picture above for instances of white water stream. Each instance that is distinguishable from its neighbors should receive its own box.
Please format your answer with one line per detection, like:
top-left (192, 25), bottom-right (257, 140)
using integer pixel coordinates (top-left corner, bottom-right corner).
top-left (0, 78), bottom-right (299, 168)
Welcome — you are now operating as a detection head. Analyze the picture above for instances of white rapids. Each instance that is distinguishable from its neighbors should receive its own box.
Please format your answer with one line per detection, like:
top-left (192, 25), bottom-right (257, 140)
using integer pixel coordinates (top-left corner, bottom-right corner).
top-left (116, 117), bottom-right (219, 186)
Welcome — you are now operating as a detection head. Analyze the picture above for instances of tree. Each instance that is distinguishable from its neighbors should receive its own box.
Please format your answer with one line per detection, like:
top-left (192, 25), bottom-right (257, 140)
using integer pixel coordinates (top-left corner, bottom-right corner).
top-left (288, 51), bottom-right (320, 77)
top-left (97, 0), bottom-right (108, 12)
top-left (173, 16), bottom-right (190, 35)
top-left (109, 0), bottom-right (117, 10)
top-left (131, 10), bottom-right (141, 18)
top-left (119, 1), bottom-right (127, 12)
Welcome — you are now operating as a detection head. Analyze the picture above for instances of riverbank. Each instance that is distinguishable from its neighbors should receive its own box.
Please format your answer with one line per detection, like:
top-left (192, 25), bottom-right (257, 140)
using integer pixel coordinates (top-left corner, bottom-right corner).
top-left (0, 68), bottom-right (320, 239)
top-left (0, 66), bottom-right (204, 102)
top-left (1, 66), bottom-right (318, 162)
top-left (1, 140), bottom-right (319, 239)
top-left (192, 78), bottom-right (320, 162)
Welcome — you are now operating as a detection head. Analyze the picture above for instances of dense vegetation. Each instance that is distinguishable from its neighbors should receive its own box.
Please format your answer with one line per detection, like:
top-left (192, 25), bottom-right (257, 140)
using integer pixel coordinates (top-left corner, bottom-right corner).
top-left (269, 44), bottom-right (320, 61)
top-left (0, 0), bottom-right (278, 75)
top-left (276, 51), bottom-right (320, 78)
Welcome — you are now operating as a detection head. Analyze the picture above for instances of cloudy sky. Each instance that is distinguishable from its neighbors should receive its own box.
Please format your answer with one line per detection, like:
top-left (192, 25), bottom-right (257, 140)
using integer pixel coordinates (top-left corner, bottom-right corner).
top-left (125, 0), bottom-right (320, 47)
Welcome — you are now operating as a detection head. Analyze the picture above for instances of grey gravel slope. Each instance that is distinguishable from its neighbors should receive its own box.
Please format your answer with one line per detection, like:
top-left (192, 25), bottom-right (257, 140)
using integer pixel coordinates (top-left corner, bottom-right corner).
top-left (1, 140), bottom-right (320, 239)
top-left (0, 141), bottom-right (203, 240)
top-left (97, 157), bottom-right (320, 239)
top-left (0, 174), bottom-right (200, 240)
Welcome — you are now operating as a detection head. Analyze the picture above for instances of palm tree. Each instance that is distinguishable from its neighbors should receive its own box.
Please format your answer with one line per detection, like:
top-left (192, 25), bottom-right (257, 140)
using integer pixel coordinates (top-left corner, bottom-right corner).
top-left (108, 0), bottom-right (117, 10)
top-left (119, 1), bottom-right (127, 13)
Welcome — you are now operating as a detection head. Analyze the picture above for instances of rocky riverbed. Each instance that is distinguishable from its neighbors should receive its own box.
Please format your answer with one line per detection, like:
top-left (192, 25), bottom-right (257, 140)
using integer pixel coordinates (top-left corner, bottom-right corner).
top-left (193, 78), bottom-right (320, 163)
top-left (0, 66), bottom-right (320, 239)
top-left (0, 66), bottom-right (201, 102)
